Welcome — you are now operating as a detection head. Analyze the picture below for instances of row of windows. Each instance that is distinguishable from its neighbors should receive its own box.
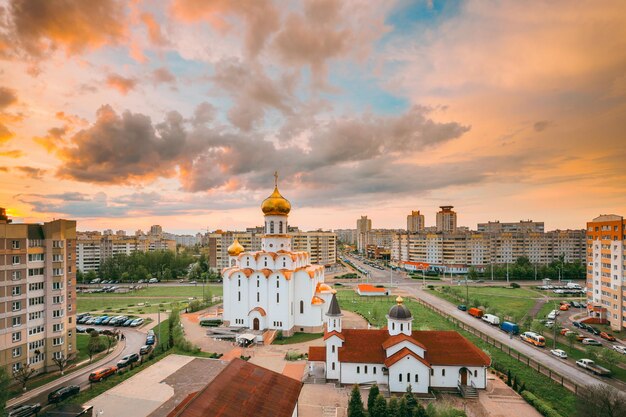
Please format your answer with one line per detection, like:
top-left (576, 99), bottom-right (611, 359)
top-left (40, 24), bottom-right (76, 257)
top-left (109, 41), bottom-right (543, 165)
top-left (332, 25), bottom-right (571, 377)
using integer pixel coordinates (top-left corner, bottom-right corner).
top-left (29, 339), bottom-right (45, 350)
top-left (29, 296), bottom-right (45, 306)
top-left (272, 321), bottom-right (284, 327)
top-left (28, 253), bottom-right (44, 262)
top-left (29, 311), bottom-right (43, 320)
top-left (29, 325), bottom-right (44, 336)
top-left (29, 282), bottom-right (44, 291)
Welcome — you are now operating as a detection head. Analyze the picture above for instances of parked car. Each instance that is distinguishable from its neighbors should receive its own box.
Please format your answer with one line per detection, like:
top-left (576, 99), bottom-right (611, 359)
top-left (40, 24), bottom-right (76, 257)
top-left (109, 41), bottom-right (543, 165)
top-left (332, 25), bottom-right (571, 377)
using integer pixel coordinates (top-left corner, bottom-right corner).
top-left (146, 335), bottom-right (155, 345)
top-left (113, 316), bottom-right (129, 326)
top-left (137, 279), bottom-right (145, 284)
top-left (147, 329), bottom-right (155, 336)
top-left (48, 385), bottom-right (80, 403)
top-left (576, 333), bottom-right (587, 341)
top-left (543, 320), bottom-right (555, 328)
top-left (148, 278), bottom-right (159, 283)
top-left (588, 326), bottom-right (601, 336)
top-left (8, 403), bottom-right (41, 417)
top-left (582, 338), bottom-right (602, 346)
top-left (139, 345), bottom-right (153, 355)
top-left (547, 310), bottom-right (559, 320)
top-left (117, 353), bottom-right (140, 368)
top-left (122, 319), bottom-right (134, 327)
top-left (559, 304), bottom-right (569, 311)
top-left (89, 366), bottom-right (117, 382)
top-left (612, 345), bottom-right (626, 354)
top-left (572, 321), bottom-right (582, 328)
top-left (468, 307), bottom-right (484, 318)
top-left (482, 314), bottom-right (500, 325)
top-left (560, 328), bottom-right (570, 336)
top-left (550, 349), bottom-right (568, 359)
top-left (94, 316), bottom-right (108, 325)
top-left (130, 318), bottom-right (144, 327)
top-left (85, 318), bottom-right (97, 325)
top-left (600, 332), bottom-right (616, 341)
top-left (457, 304), bottom-right (467, 311)
top-left (76, 326), bottom-right (86, 333)
top-left (102, 317), bottom-right (113, 325)
top-left (500, 321), bottom-right (520, 335)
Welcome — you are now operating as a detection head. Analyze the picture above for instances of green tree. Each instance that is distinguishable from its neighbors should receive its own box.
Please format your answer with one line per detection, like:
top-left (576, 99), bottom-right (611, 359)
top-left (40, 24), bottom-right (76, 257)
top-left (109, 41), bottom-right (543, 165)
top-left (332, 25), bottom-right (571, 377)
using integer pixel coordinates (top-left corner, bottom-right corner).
top-left (348, 385), bottom-right (366, 417)
top-left (76, 269), bottom-right (84, 284)
top-left (370, 394), bottom-right (388, 417)
top-left (586, 346), bottom-right (599, 362)
top-left (388, 397), bottom-right (400, 417)
top-left (399, 397), bottom-right (409, 417)
top-left (0, 367), bottom-right (10, 414)
top-left (367, 383), bottom-right (380, 411)
top-left (600, 348), bottom-right (621, 372)
top-left (566, 332), bottom-right (578, 350)
top-left (85, 270), bottom-right (97, 283)
top-left (88, 330), bottom-right (103, 362)
top-left (403, 385), bottom-right (418, 413)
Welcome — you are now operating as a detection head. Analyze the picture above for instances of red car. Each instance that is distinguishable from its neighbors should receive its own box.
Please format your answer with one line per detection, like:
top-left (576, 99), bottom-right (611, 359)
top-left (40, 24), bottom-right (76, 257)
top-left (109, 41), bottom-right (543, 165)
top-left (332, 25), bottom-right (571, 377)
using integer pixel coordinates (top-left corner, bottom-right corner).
top-left (600, 332), bottom-right (616, 341)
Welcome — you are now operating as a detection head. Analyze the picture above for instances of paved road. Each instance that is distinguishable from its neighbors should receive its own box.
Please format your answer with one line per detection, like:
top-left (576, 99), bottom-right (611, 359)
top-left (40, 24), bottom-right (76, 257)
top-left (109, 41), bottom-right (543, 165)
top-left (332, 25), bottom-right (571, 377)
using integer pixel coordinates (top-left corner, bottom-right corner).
top-left (399, 284), bottom-right (625, 391)
top-left (6, 327), bottom-right (147, 412)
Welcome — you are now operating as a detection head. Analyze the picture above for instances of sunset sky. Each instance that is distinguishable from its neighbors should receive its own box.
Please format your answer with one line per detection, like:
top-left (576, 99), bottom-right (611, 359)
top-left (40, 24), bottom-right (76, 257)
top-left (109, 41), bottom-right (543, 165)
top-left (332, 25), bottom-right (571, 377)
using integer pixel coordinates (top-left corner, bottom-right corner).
top-left (1, 0), bottom-right (625, 234)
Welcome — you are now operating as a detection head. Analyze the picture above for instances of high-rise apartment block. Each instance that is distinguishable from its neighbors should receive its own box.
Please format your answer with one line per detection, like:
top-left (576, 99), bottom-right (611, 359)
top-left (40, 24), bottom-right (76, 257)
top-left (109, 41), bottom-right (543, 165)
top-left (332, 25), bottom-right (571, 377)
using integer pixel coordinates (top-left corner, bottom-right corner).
top-left (586, 215), bottom-right (626, 331)
top-left (407, 210), bottom-right (425, 233)
top-left (1, 208), bottom-right (77, 375)
top-left (334, 229), bottom-right (357, 245)
top-left (477, 220), bottom-right (544, 233)
top-left (76, 231), bottom-right (176, 272)
top-left (436, 206), bottom-right (457, 233)
top-left (356, 216), bottom-right (372, 253)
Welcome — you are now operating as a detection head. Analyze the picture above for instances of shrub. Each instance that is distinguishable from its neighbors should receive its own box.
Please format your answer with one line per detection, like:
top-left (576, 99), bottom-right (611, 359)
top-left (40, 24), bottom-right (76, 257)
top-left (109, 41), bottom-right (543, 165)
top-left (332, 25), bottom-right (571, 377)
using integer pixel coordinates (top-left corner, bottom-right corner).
top-left (427, 285), bottom-right (435, 290)
top-left (128, 304), bottom-right (134, 307)
top-left (510, 283), bottom-right (521, 288)
top-left (521, 391), bottom-right (563, 417)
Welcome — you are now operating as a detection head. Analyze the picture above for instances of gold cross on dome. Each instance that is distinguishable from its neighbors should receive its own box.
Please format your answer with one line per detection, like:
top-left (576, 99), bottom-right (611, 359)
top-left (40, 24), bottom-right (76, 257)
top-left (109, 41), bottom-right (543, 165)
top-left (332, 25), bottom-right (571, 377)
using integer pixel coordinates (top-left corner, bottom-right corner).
top-left (274, 171), bottom-right (278, 187)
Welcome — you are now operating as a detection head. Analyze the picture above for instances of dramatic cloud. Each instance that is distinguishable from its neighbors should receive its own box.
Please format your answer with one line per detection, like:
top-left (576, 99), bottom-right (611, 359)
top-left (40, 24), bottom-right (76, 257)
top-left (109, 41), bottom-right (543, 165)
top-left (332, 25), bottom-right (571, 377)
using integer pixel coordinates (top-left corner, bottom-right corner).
top-left (152, 67), bottom-right (176, 84)
top-left (3, 0), bottom-right (128, 57)
top-left (106, 74), bottom-right (138, 95)
top-left (0, 149), bottom-right (24, 158)
top-left (0, 87), bottom-right (18, 108)
top-left (15, 166), bottom-right (47, 179)
top-left (140, 12), bottom-right (168, 46)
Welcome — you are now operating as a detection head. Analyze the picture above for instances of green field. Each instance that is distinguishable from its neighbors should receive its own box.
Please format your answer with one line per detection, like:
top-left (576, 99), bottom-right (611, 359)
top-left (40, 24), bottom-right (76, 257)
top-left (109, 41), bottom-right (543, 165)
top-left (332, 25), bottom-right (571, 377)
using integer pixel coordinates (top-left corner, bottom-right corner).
top-left (334, 289), bottom-right (576, 416)
top-left (76, 333), bottom-right (113, 363)
top-left (273, 332), bottom-right (323, 345)
top-left (79, 285), bottom-right (223, 298)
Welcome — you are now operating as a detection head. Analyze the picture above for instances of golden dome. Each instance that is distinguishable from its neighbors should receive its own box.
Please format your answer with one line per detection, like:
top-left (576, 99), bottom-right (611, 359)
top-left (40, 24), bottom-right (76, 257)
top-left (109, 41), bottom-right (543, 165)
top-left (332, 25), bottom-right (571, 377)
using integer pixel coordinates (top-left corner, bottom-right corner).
top-left (261, 186), bottom-right (291, 216)
top-left (227, 238), bottom-right (245, 256)
top-left (396, 296), bottom-right (404, 304)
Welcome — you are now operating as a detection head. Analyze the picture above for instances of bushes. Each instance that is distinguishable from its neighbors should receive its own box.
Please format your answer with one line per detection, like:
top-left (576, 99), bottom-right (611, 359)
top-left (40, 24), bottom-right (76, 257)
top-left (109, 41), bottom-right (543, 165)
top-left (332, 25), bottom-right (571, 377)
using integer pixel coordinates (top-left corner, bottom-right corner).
top-left (510, 282), bottom-right (521, 288)
top-left (521, 391), bottom-right (563, 417)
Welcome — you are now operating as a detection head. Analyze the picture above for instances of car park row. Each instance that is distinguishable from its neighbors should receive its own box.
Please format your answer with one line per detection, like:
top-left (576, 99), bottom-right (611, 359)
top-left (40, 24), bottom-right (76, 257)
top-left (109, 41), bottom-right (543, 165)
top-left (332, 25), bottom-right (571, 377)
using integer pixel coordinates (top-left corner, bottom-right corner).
top-left (76, 313), bottom-right (144, 328)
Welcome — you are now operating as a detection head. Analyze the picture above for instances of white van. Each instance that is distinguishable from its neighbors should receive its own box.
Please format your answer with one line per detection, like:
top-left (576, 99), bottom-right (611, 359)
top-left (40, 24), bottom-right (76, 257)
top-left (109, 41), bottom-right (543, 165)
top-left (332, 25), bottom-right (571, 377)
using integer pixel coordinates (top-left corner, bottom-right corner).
top-left (547, 310), bottom-right (559, 320)
top-left (482, 314), bottom-right (501, 325)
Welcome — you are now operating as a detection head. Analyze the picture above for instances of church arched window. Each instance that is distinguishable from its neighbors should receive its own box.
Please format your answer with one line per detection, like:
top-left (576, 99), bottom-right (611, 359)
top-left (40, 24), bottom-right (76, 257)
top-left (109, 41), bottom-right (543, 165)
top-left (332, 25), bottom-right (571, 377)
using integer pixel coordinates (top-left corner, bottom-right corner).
top-left (299, 300), bottom-right (304, 314)
top-left (279, 221), bottom-right (283, 233)
top-left (231, 259), bottom-right (236, 267)
top-left (270, 221), bottom-right (274, 233)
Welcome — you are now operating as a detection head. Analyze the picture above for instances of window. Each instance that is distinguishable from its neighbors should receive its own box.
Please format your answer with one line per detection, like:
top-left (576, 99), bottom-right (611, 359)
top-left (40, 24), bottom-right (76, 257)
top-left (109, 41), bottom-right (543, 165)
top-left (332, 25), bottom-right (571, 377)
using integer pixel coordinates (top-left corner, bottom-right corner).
top-left (365, 366), bottom-right (368, 374)
top-left (12, 332), bottom-right (21, 342)
top-left (332, 345), bottom-right (336, 353)
top-left (53, 323), bottom-right (64, 332)
top-left (12, 347), bottom-right (22, 358)
top-left (52, 282), bottom-right (63, 290)
top-left (12, 301), bottom-right (21, 311)
top-left (12, 240), bottom-right (20, 249)
top-left (415, 374), bottom-right (418, 382)
top-left (430, 369), bottom-right (434, 376)
top-left (300, 300), bottom-right (304, 314)
top-left (399, 373), bottom-right (402, 382)
top-left (392, 323), bottom-right (395, 330)
top-left (373, 367), bottom-right (377, 374)
top-left (12, 363), bottom-right (21, 372)
top-left (12, 316), bottom-right (21, 327)
top-left (12, 286), bottom-right (21, 296)
top-left (357, 366), bottom-right (360, 374)
top-left (29, 311), bottom-right (43, 320)
top-left (442, 369), bottom-right (446, 376)
top-left (238, 292), bottom-right (241, 302)
top-left (276, 279), bottom-right (279, 288)
top-left (257, 279), bottom-right (259, 288)
top-left (279, 221), bottom-right (283, 233)
top-left (54, 351), bottom-right (64, 359)
top-left (53, 240), bottom-right (64, 248)
top-left (29, 340), bottom-right (45, 350)
top-left (53, 309), bottom-right (63, 318)
top-left (270, 221), bottom-right (274, 234)
top-left (53, 254), bottom-right (63, 262)
top-left (276, 293), bottom-right (280, 303)
top-left (12, 255), bottom-right (21, 265)
top-left (400, 323), bottom-right (404, 331)
top-left (53, 268), bottom-right (63, 276)
top-left (474, 370), bottom-right (477, 377)
top-left (28, 253), bottom-right (44, 262)
top-left (407, 373), bottom-right (410, 383)
top-left (53, 296), bottom-right (63, 304)
top-left (29, 325), bottom-right (44, 336)
top-left (256, 293), bottom-right (260, 302)
top-left (238, 279), bottom-right (241, 287)
top-left (28, 268), bottom-right (44, 276)
top-left (11, 271), bottom-right (21, 280)
top-left (53, 337), bottom-right (64, 346)
top-left (29, 282), bottom-right (44, 291)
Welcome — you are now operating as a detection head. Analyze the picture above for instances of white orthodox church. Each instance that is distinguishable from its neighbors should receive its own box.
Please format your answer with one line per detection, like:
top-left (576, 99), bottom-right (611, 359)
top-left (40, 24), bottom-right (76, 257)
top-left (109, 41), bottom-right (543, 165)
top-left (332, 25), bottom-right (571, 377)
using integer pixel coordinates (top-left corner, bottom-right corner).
top-left (308, 295), bottom-right (491, 393)
top-left (221, 179), bottom-right (333, 336)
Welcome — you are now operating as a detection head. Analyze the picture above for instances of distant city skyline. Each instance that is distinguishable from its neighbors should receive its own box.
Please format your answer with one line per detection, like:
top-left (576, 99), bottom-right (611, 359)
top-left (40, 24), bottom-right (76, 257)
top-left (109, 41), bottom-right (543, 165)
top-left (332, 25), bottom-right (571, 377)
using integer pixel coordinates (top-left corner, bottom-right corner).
top-left (1, 1), bottom-right (624, 234)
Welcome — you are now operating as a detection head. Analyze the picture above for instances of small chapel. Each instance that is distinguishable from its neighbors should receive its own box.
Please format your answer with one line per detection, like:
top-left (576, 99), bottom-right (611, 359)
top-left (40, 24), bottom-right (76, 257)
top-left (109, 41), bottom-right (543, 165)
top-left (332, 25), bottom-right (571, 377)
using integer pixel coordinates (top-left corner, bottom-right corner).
top-left (308, 295), bottom-right (491, 393)
top-left (221, 176), bottom-right (333, 336)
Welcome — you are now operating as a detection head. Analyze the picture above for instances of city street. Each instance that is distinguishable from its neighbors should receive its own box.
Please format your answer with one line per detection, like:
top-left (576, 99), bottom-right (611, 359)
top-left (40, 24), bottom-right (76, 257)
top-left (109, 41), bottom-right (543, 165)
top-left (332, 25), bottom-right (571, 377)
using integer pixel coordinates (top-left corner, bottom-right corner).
top-left (6, 327), bottom-right (147, 412)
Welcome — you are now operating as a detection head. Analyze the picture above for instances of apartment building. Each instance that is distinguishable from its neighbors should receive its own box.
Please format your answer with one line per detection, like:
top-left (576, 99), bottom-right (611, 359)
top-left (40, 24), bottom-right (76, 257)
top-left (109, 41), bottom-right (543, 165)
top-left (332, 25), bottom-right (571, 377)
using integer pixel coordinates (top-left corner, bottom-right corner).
top-left (76, 232), bottom-right (176, 272)
top-left (436, 206), bottom-right (457, 233)
top-left (334, 229), bottom-right (357, 245)
top-left (392, 229), bottom-right (585, 270)
top-left (356, 216), bottom-right (372, 253)
top-left (477, 220), bottom-right (544, 233)
top-left (407, 210), bottom-right (425, 233)
top-left (586, 214), bottom-right (626, 331)
top-left (291, 231), bottom-right (337, 266)
top-left (0, 208), bottom-right (76, 375)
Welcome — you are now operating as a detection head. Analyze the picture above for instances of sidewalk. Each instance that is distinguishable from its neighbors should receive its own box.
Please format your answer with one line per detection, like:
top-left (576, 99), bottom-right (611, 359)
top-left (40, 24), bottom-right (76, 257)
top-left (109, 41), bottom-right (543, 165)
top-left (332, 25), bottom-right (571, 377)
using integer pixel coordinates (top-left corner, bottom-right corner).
top-left (7, 338), bottom-right (126, 408)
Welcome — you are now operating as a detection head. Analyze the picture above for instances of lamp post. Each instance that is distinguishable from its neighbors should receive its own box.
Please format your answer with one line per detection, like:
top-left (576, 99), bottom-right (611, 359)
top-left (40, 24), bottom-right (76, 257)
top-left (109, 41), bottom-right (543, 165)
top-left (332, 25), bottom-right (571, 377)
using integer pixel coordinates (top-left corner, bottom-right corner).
top-left (506, 262), bottom-right (509, 284)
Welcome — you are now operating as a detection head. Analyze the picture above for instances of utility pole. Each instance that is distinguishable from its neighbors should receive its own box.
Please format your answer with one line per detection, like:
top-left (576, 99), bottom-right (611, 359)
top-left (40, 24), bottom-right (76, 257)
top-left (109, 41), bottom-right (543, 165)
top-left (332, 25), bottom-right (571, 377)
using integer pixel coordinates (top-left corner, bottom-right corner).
top-left (466, 277), bottom-right (469, 305)
top-left (491, 263), bottom-right (494, 281)
top-left (506, 262), bottom-right (509, 283)
top-left (534, 263), bottom-right (537, 280)
top-left (553, 302), bottom-right (558, 349)
top-left (158, 309), bottom-right (162, 352)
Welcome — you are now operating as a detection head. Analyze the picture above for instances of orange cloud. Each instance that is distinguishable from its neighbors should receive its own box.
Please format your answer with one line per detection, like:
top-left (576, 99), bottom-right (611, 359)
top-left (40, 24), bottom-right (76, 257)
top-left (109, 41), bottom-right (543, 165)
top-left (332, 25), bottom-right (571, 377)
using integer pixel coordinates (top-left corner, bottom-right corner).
top-left (140, 12), bottom-right (168, 46)
top-left (106, 74), bottom-right (138, 95)
top-left (0, 150), bottom-right (24, 158)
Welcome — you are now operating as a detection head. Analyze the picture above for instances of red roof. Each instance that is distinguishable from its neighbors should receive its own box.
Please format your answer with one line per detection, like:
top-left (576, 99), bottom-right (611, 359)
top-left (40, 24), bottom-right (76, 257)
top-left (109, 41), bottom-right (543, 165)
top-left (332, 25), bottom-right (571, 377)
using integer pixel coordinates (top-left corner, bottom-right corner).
top-left (171, 358), bottom-right (303, 417)
top-left (381, 333), bottom-right (425, 350)
top-left (336, 329), bottom-right (490, 366)
top-left (384, 347), bottom-right (431, 368)
top-left (323, 330), bottom-right (345, 341)
top-left (357, 284), bottom-right (387, 293)
top-left (308, 346), bottom-right (326, 362)
top-left (402, 261), bottom-right (430, 269)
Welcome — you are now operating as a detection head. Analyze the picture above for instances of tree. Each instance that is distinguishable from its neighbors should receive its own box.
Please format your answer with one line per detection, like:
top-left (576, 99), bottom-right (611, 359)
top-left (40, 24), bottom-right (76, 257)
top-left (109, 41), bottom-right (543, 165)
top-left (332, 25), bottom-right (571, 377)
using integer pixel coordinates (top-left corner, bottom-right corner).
top-left (347, 385), bottom-right (366, 417)
top-left (52, 352), bottom-right (75, 375)
top-left (600, 348), bottom-right (621, 372)
top-left (399, 397), bottom-right (409, 417)
top-left (13, 363), bottom-right (36, 391)
top-left (88, 330), bottom-right (103, 362)
top-left (105, 331), bottom-right (118, 354)
top-left (403, 385), bottom-right (417, 413)
top-left (388, 397), bottom-right (400, 417)
top-left (576, 383), bottom-right (626, 417)
top-left (85, 270), bottom-right (97, 283)
top-left (0, 367), bottom-right (10, 412)
top-left (585, 346), bottom-right (599, 362)
top-left (530, 319), bottom-right (544, 336)
top-left (369, 394), bottom-right (388, 417)
top-left (367, 383), bottom-right (380, 411)
top-left (566, 332), bottom-right (578, 350)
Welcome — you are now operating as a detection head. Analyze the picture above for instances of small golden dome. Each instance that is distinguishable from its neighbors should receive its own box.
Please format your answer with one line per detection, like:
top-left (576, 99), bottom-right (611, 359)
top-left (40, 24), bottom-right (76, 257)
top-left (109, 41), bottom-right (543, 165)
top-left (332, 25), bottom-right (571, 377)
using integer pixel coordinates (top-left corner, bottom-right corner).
top-left (227, 238), bottom-right (245, 256)
top-left (396, 296), bottom-right (404, 304)
top-left (261, 186), bottom-right (291, 216)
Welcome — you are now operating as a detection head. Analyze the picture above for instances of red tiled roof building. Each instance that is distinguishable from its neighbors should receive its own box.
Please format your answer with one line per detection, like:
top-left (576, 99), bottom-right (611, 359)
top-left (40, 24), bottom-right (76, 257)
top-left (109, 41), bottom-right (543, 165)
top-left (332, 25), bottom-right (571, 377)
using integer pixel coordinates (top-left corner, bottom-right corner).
top-left (309, 294), bottom-right (490, 393)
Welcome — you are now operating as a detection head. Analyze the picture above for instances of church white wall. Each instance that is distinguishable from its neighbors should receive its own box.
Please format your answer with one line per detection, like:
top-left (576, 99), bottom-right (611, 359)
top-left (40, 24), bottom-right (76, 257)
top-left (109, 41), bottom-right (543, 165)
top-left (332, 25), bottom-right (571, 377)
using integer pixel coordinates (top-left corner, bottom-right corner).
top-left (385, 341), bottom-right (425, 358)
top-left (387, 318), bottom-right (412, 336)
top-left (340, 362), bottom-right (387, 386)
top-left (429, 366), bottom-right (487, 389)
top-left (325, 335), bottom-right (343, 380)
top-left (388, 357), bottom-right (430, 393)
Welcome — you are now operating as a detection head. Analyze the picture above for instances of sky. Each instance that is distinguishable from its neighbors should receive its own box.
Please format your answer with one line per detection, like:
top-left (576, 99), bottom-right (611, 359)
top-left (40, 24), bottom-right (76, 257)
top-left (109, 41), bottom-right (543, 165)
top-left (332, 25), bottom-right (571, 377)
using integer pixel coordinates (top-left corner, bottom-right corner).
top-left (0, 0), bottom-right (625, 234)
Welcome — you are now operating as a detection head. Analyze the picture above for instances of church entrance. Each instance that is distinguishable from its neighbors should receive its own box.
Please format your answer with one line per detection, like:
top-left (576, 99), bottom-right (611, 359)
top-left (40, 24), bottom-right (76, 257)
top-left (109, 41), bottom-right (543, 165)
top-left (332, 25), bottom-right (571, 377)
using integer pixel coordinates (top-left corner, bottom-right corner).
top-left (459, 368), bottom-right (468, 385)
top-left (253, 318), bottom-right (260, 330)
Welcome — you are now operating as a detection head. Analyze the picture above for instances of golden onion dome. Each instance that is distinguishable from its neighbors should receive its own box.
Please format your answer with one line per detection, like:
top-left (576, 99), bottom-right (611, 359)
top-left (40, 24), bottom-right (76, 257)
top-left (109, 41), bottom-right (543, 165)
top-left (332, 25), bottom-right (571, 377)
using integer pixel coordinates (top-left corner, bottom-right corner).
top-left (261, 186), bottom-right (291, 216)
top-left (227, 238), bottom-right (245, 256)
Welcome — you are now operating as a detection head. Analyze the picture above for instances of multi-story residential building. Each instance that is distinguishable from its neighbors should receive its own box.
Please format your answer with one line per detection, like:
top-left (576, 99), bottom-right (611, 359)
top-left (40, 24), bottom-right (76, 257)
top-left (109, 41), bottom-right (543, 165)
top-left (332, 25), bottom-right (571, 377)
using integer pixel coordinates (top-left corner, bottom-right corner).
top-left (477, 220), bottom-right (544, 233)
top-left (76, 232), bottom-right (176, 272)
top-left (334, 229), bottom-right (357, 245)
top-left (407, 210), bottom-right (425, 233)
top-left (163, 233), bottom-right (202, 247)
top-left (586, 214), bottom-right (626, 331)
top-left (356, 216), bottom-right (372, 253)
top-left (0, 208), bottom-right (76, 376)
top-left (392, 228), bottom-right (585, 271)
top-left (436, 206), bottom-right (457, 233)
top-left (291, 231), bottom-right (337, 266)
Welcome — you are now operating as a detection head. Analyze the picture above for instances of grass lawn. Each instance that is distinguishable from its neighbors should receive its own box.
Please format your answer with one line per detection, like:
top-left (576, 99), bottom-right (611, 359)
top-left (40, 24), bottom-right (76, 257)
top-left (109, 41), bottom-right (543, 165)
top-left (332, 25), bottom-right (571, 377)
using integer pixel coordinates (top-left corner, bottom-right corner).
top-left (273, 332), bottom-right (323, 345)
top-left (334, 289), bottom-right (577, 416)
top-left (79, 285), bottom-right (223, 298)
top-left (76, 334), bottom-right (114, 363)
top-left (444, 286), bottom-right (538, 321)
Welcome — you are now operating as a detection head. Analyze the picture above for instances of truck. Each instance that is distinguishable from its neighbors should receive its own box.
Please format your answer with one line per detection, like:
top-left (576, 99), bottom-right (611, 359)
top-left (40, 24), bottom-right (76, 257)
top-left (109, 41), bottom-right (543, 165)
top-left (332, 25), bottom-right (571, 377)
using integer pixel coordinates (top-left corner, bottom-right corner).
top-left (576, 359), bottom-right (611, 376)
top-left (482, 314), bottom-right (500, 325)
top-left (468, 307), bottom-right (484, 318)
top-left (500, 321), bottom-right (520, 335)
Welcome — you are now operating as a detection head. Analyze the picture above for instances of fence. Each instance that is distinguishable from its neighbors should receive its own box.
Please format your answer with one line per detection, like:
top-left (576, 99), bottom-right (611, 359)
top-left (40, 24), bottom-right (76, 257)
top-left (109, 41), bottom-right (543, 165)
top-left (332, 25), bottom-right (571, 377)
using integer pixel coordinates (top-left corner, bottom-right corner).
top-left (413, 297), bottom-right (581, 394)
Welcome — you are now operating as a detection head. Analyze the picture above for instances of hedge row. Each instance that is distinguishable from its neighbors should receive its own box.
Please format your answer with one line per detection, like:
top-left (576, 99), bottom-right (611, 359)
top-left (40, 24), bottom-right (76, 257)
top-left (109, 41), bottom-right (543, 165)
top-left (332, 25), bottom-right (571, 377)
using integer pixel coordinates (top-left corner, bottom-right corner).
top-left (521, 391), bottom-right (564, 417)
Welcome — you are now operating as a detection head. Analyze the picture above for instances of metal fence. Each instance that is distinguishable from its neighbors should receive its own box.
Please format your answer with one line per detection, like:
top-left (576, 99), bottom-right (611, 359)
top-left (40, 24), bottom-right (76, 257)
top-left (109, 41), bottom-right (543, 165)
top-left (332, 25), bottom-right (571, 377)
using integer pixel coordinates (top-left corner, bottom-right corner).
top-left (413, 297), bottom-right (581, 394)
